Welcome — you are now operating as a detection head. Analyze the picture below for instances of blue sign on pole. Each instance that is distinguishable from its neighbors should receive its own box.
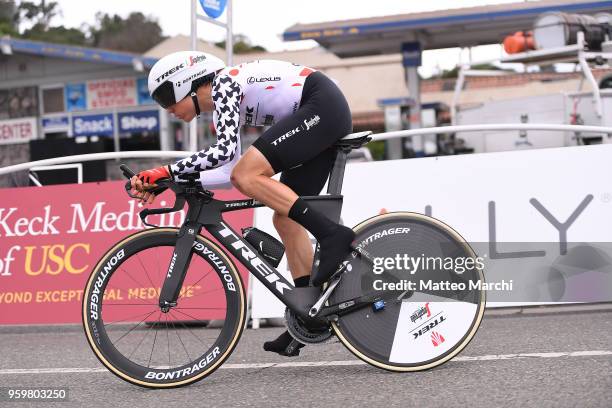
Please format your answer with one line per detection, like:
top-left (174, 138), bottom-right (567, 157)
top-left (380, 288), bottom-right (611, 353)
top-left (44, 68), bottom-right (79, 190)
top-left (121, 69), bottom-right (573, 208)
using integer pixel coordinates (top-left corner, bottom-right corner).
top-left (136, 77), bottom-right (154, 105)
top-left (402, 42), bottom-right (422, 67)
top-left (199, 0), bottom-right (227, 19)
top-left (42, 116), bottom-right (70, 131)
top-left (65, 83), bottom-right (86, 111)
top-left (118, 110), bottom-right (160, 134)
top-left (72, 113), bottom-right (114, 136)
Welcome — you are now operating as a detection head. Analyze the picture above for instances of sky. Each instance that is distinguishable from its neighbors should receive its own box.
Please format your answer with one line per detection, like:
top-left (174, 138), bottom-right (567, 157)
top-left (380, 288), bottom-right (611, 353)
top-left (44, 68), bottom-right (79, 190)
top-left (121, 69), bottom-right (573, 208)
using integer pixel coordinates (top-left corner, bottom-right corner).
top-left (50, 0), bottom-right (528, 77)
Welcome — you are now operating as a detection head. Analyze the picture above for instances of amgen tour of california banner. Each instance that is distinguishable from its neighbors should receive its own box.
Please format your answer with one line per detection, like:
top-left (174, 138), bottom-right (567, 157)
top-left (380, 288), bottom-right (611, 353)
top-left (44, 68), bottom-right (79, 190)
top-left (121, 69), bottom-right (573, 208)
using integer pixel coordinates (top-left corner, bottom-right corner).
top-left (0, 181), bottom-right (253, 325)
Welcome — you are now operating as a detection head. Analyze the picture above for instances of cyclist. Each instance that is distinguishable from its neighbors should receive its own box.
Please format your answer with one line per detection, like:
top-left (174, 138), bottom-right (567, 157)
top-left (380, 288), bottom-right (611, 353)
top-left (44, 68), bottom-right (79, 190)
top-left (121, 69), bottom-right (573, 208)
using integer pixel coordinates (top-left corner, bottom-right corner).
top-left (131, 51), bottom-right (354, 356)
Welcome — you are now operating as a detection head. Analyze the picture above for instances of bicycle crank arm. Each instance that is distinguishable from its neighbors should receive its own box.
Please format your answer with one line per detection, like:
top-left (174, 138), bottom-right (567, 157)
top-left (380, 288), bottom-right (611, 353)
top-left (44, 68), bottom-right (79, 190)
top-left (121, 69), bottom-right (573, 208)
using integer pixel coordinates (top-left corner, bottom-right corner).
top-left (308, 246), bottom-right (379, 318)
top-left (308, 275), bottom-right (342, 317)
top-left (158, 223), bottom-right (199, 310)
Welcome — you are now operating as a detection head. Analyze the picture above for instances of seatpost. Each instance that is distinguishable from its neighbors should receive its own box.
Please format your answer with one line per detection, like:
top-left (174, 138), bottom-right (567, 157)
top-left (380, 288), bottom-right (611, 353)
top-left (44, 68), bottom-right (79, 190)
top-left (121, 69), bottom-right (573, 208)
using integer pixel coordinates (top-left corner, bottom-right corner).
top-left (326, 147), bottom-right (350, 195)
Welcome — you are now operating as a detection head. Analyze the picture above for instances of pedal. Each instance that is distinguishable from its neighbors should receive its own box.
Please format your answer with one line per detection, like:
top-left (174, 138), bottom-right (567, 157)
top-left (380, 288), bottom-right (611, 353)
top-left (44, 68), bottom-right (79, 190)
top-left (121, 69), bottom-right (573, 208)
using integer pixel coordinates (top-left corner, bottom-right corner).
top-left (372, 299), bottom-right (386, 312)
top-left (285, 339), bottom-right (301, 355)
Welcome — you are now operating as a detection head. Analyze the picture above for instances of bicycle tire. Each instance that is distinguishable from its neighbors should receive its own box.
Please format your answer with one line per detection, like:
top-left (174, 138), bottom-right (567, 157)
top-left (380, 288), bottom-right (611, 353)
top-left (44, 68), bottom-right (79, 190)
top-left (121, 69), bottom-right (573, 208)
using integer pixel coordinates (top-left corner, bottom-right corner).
top-left (82, 228), bottom-right (246, 388)
top-left (330, 212), bottom-right (486, 372)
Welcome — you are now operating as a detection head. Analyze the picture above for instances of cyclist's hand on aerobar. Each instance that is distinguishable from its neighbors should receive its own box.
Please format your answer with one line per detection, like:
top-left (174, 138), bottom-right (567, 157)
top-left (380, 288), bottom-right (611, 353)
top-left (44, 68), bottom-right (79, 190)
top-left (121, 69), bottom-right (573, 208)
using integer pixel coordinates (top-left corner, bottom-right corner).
top-left (130, 165), bottom-right (171, 205)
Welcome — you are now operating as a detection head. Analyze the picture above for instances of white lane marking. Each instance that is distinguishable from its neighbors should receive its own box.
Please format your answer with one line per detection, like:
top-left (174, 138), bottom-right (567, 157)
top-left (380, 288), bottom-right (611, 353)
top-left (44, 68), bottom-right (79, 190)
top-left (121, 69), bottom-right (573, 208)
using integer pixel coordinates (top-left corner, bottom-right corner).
top-left (0, 367), bottom-right (109, 375)
top-left (453, 350), bottom-right (612, 361)
top-left (223, 360), bottom-right (366, 369)
top-left (0, 351), bottom-right (610, 375)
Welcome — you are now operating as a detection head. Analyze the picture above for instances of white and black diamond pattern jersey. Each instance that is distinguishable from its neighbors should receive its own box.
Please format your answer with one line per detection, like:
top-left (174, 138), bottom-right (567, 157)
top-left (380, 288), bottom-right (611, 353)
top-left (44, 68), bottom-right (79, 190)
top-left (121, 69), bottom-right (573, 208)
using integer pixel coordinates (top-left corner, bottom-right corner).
top-left (169, 60), bottom-right (316, 185)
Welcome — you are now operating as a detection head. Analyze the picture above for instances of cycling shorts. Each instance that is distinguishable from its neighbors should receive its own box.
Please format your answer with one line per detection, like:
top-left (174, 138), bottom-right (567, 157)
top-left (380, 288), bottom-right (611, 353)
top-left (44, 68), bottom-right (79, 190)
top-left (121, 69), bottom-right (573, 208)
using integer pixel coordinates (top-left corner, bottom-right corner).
top-left (252, 71), bottom-right (352, 195)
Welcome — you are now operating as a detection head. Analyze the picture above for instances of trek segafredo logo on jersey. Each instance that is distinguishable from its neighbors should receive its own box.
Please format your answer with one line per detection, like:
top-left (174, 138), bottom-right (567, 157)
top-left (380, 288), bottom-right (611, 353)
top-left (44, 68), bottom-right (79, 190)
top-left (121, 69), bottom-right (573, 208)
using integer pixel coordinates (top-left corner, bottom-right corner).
top-left (271, 115), bottom-right (320, 146)
top-left (303, 114), bottom-right (320, 131)
top-left (245, 106), bottom-right (255, 125)
top-left (272, 126), bottom-right (300, 146)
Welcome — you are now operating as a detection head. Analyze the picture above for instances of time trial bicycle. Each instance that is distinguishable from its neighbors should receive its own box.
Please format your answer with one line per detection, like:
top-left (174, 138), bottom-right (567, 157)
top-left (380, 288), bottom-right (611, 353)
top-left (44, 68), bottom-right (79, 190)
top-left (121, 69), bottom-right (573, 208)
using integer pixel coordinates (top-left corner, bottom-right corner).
top-left (82, 131), bottom-right (485, 388)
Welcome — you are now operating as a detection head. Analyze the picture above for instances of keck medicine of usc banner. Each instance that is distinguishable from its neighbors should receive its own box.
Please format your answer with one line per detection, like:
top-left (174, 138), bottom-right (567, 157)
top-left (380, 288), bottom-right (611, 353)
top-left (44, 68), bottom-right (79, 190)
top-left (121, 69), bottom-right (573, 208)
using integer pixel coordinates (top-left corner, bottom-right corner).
top-left (0, 181), bottom-right (254, 325)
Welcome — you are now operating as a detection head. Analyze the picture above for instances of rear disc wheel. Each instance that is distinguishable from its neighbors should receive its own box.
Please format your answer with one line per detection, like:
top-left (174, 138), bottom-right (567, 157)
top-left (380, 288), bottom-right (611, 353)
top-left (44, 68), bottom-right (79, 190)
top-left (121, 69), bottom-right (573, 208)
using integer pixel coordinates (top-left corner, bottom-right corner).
top-left (330, 212), bottom-right (485, 372)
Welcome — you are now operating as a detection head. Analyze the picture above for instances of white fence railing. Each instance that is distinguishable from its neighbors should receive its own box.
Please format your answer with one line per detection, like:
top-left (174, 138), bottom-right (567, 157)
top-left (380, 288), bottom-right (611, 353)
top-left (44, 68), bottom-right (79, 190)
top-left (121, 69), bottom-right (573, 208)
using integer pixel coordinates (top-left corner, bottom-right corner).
top-left (369, 124), bottom-right (612, 142)
top-left (0, 150), bottom-right (191, 176)
top-left (2, 124), bottom-right (612, 176)
top-left (29, 163), bottom-right (83, 186)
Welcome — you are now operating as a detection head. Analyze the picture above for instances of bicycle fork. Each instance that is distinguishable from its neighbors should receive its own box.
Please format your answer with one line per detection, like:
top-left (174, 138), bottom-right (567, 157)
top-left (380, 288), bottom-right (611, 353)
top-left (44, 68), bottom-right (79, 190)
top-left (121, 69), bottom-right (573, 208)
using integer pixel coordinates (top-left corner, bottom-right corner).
top-left (158, 222), bottom-right (200, 311)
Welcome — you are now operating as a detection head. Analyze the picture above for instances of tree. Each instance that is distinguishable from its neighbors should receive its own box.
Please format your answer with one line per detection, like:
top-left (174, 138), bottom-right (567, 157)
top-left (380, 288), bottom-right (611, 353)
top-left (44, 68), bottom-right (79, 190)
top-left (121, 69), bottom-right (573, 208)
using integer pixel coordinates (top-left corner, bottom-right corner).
top-left (22, 24), bottom-right (87, 45)
top-left (0, 1), bottom-right (19, 36)
top-left (17, 0), bottom-right (59, 30)
top-left (2, 2), bottom-right (167, 52)
top-left (215, 34), bottom-right (266, 54)
top-left (90, 12), bottom-right (164, 53)
top-left (2, 0), bottom-right (86, 45)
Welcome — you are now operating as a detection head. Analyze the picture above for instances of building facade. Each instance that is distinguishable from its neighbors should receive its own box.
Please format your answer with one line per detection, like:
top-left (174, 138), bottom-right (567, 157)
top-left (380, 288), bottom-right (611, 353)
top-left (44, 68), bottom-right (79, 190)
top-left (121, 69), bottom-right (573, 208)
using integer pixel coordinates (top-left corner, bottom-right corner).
top-left (0, 37), bottom-right (216, 186)
top-left (2, 36), bottom-right (611, 187)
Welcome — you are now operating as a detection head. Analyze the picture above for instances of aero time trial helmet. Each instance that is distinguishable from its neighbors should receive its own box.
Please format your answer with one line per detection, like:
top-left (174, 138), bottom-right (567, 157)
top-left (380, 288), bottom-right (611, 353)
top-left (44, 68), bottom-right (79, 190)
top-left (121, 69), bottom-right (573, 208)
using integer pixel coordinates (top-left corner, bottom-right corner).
top-left (148, 51), bottom-right (225, 109)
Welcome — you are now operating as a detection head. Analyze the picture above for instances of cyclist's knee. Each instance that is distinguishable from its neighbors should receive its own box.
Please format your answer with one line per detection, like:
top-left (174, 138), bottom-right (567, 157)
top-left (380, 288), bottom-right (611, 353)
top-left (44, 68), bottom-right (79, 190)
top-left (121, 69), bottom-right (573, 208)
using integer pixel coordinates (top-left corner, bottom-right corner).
top-left (236, 148), bottom-right (274, 175)
top-left (230, 165), bottom-right (253, 195)
top-left (231, 154), bottom-right (271, 195)
top-left (229, 167), bottom-right (244, 191)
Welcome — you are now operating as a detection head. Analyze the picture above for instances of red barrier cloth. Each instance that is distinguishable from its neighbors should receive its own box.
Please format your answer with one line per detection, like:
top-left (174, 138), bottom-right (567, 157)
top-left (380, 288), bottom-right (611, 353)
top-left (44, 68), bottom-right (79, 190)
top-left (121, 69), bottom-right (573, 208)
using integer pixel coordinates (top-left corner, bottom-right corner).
top-left (0, 181), bottom-right (253, 324)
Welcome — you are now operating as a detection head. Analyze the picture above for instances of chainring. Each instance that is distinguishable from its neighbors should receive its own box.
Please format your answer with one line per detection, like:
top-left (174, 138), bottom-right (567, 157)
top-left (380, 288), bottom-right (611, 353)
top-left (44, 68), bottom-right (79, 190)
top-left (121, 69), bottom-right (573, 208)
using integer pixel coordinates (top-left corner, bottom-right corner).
top-left (285, 308), bottom-right (333, 345)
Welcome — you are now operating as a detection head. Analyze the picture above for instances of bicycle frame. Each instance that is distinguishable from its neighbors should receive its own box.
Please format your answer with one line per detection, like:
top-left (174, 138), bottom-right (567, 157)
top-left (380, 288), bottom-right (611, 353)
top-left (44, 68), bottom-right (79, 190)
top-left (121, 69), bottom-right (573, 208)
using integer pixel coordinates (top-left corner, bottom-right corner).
top-left (156, 142), bottom-right (363, 320)
top-left (156, 192), bottom-right (343, 319)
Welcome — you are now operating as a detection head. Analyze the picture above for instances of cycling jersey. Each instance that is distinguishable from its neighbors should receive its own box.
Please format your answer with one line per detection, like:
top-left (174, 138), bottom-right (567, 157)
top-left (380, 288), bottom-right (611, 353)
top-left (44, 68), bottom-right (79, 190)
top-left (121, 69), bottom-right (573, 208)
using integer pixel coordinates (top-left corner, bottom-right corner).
top-left (169, 60), bottom-right (316, 187)
top-left (169, 60), bottom-right (352, 194)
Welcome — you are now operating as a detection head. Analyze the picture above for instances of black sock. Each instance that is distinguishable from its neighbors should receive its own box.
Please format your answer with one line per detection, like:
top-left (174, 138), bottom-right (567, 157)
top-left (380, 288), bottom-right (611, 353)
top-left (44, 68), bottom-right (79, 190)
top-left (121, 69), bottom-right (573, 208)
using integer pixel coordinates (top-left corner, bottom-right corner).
top-left (289, 198), bottom-right (355, 286)
top-left (311, 225), bottom-right (355, 286)
top-left (288, 198), bottom-right (338, 242)
top-left (293, 275), bottom-right (310, 288)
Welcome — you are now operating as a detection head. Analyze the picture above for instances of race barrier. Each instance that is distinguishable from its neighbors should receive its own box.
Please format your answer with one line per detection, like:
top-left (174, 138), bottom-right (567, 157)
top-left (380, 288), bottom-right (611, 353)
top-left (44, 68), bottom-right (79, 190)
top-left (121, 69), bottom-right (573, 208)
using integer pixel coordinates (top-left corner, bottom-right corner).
top-left (2, 124), bottom-right (612, 325)
top-left (0, 181), bottom-right (253, 325)
top-left (251, 143), bottom-right (612, 321)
